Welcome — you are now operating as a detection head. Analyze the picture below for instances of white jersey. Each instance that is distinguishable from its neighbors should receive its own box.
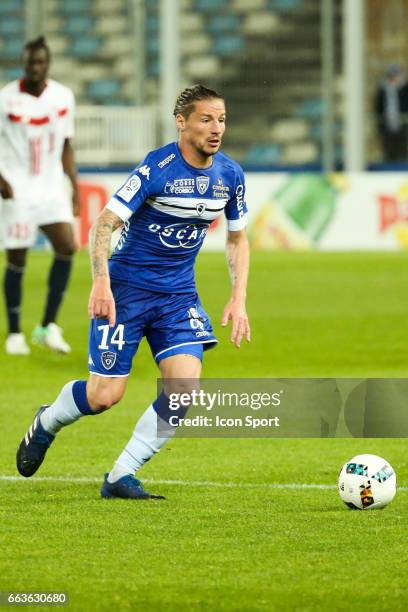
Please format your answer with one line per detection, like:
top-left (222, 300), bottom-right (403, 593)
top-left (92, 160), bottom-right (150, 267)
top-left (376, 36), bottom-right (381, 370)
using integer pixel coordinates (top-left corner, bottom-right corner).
top-left (0, 78), bottom-right (75, 204)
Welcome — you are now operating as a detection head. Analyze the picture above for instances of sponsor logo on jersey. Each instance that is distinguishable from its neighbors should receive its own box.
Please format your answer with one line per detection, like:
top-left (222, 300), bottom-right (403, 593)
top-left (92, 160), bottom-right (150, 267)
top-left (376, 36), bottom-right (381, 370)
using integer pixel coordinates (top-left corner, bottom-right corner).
top-left (138, 165), bottom-right (150, 180)
top-left (158, 152), bottom-right (176, 168)
top-left (188, 306), bottom-right (202, 320)
top-left (196, 175), bottom-right (209, 195)
top-left (164, 178), bottom-right (195, 194)
top-left (117, 175), bottom-right (142, 203)
top-left (212, 177), bottom-right (230, 198)
top-left (115, 220), bottom-right (130, 251)
top-left (164, 180), bottom-right (175, 194)
top-left (101, 351), bottom-right (117, 370)
top-left (187, 306), bottom-right (210, 337)
top-left (148, 222), bottom-right (207, 249)
top-left (236, 183), bottom-right (245, 217)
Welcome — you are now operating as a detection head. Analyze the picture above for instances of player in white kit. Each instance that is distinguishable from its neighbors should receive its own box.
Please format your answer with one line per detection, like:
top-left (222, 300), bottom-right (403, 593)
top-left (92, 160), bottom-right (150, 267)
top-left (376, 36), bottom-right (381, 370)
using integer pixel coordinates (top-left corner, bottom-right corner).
top-left (0, 37), bottom-right (79, 355)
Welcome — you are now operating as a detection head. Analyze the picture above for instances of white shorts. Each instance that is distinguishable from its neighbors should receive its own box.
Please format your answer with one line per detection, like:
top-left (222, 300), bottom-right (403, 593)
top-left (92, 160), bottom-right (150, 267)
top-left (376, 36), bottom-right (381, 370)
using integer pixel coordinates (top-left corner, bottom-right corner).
top-left (1, 194), bottom-right (74, 249)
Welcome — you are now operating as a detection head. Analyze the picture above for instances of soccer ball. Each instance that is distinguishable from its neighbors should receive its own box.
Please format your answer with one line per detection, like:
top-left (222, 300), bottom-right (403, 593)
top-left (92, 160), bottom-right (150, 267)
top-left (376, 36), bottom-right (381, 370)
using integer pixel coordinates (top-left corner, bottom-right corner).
top-left (338, 454), bottom-right (396, 510)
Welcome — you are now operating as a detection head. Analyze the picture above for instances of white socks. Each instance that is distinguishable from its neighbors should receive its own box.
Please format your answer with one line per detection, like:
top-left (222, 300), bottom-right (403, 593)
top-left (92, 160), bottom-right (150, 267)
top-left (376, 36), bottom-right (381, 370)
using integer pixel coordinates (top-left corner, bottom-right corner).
top-left (108, 404), bottom-right (174, 483)
top-left (40, 381), bottom-right (83, 436)
top-left (40, 386), bottom-right (174, 482)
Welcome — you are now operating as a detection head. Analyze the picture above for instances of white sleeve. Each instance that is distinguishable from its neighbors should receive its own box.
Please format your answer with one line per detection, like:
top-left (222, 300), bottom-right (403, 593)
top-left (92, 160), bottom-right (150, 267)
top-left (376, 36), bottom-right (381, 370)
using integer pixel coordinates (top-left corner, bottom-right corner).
top-left (105, 197), bottom-right (133, 222)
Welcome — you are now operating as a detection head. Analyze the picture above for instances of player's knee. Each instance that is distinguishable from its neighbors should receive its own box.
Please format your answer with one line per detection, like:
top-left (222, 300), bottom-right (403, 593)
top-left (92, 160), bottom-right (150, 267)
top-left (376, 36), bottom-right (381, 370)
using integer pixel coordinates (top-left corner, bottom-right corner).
top-left (87, 386), bottom-right (124, 412)
top-left (164, 378), bottom-right (200, 399)
top-left (7, 249), bottom-right (27, 269)
top-left (55, 244), bottom-right (76, 258)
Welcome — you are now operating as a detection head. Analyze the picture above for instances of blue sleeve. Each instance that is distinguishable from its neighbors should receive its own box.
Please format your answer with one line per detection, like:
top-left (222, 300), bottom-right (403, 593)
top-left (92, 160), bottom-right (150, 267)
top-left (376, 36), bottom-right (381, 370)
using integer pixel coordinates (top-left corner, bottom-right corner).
top-left (224, 165), bottom-right (248, 231)
top-left (105, 154), bottom-right (161, 221)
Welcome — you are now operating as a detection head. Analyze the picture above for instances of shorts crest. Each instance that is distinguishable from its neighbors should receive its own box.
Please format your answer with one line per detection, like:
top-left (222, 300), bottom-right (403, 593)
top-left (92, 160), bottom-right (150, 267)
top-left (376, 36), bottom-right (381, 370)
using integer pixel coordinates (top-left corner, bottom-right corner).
top-left (101, 351), bottom-right (117, 370)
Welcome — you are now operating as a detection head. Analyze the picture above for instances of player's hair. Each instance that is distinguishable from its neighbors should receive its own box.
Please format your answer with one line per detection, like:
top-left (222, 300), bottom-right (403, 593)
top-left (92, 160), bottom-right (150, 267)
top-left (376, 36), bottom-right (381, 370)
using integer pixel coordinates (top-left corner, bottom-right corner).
top-left (24, 36), bottom-right (51, 59)
top-left (173, 84), bottom-right (224, 118)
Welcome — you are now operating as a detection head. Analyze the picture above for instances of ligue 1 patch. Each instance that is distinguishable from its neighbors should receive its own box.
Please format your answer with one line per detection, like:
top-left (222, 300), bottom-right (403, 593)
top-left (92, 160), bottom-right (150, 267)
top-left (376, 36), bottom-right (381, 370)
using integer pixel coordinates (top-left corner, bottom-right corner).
top-left (101, 351), bottom-right (117, 370)
top-left (117, 175), bottom-right (141, 203)
top-left (196, 175), bottom-right (209, 195)
top-left (196, 202), bottom-right (206, 216)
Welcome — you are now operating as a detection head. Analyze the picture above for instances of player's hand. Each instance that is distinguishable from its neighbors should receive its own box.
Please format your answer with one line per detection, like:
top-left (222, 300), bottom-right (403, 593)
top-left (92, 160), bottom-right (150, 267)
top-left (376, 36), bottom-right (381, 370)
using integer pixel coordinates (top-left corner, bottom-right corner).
top-left (221, 299), bottom-right (251, 348)
top-left (88, 278), bottom-right (116, 327)
top-left (0, 176), bottom-right (14, 199)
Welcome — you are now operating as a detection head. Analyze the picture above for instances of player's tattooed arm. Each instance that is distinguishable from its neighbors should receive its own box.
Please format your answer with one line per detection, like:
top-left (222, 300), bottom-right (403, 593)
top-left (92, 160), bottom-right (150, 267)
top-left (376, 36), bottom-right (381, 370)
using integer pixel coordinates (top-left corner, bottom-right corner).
top-left (222, 229), bottom-right (251, 348)
top-left (89, 209), bottom-right (123, 279)
top-left (88, 209), bottom-right (123, 327)
top-left (226, 250), bottom-right (237, 285)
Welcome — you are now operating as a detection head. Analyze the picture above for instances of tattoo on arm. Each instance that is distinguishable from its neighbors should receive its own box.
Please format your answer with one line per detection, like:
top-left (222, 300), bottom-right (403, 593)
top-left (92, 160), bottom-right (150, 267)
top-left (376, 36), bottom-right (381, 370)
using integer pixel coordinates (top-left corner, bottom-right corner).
top-left (90, 210), bottom-right (123, 279)
top-left (226, 242), bottom-right (238, 285)
top-left (226, 231), bottom-right (250, 299)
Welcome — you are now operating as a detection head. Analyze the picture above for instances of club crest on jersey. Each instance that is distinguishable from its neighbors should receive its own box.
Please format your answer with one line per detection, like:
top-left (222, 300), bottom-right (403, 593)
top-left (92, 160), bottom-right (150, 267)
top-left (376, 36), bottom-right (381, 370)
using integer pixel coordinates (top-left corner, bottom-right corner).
top-left (196, 175), bottom-right (209, 195)
top-left (101, 351), bottom-right (117, 370)
top-left (196, 202), bottom-right (206, 216)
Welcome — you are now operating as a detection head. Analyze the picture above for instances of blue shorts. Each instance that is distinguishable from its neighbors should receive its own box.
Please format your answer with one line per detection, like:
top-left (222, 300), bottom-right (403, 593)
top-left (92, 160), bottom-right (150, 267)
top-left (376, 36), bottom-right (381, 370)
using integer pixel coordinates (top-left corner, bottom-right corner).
top-left (88, 281), bottom-right (218, 377)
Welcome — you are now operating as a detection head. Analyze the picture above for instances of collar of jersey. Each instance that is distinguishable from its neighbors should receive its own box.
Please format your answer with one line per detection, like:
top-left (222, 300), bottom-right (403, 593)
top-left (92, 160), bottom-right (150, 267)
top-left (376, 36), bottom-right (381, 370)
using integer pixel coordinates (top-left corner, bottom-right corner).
top-left (19, 78), bottom-right (49, 98)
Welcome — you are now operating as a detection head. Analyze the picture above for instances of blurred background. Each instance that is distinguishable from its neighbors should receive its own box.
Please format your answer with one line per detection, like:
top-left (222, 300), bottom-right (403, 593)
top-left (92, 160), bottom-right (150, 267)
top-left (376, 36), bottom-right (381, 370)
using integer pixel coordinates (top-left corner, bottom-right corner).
top-left (1, 0), bottom-right (408, 250)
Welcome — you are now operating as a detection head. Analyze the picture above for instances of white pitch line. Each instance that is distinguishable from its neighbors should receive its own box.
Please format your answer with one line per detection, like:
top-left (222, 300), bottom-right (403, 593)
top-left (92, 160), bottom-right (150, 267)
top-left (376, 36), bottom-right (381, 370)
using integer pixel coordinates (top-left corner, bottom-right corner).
top-left (0, 475), bottom-right (407, 491)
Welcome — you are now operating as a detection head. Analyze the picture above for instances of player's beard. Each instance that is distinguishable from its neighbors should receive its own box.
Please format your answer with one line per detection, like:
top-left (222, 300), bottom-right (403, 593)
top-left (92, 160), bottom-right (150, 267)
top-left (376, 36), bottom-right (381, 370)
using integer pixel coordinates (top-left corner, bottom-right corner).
top-left (197, 140), bottom-right (221, 158)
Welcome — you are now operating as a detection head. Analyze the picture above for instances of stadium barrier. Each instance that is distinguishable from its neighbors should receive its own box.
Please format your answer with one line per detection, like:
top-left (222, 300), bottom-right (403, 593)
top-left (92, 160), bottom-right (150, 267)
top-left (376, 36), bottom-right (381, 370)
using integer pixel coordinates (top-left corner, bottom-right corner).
top-left (1, 172), bottom-right (407, 251)
top-left (76, 171), bottom-right (408, 251)
top-left (74, 106), bottom-right (156, 165)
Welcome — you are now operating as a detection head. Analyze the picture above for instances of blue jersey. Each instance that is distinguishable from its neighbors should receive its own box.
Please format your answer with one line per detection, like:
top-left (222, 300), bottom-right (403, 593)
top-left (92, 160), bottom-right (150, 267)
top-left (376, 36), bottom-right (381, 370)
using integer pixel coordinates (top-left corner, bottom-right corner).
top-left (106, 142), bottom-right (248, 293)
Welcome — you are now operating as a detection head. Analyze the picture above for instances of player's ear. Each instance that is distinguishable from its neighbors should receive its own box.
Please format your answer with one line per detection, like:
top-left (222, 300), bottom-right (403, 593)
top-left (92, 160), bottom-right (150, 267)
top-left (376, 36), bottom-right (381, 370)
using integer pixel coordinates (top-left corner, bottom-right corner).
top-left (175, 113), bottom-right (186, 131)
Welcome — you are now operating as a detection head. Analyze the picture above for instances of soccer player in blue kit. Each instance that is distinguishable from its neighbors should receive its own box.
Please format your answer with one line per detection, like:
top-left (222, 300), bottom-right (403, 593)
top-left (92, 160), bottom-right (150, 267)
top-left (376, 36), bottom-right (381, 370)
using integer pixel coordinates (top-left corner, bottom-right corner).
top-left (16, 85), bottom-right (250, 499)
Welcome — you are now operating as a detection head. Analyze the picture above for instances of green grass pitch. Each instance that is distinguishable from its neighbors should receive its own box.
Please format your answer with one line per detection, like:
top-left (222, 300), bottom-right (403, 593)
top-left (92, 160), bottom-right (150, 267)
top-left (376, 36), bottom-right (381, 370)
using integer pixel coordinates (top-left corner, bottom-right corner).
top-left (0, 250), bottom-right (407, 611)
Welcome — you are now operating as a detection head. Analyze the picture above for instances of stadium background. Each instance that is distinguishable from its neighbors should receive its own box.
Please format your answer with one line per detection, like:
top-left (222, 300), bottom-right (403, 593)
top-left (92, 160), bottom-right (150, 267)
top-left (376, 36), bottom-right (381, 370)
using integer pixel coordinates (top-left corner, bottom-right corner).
top-left (1, 1), bottom-right (408, 611)
top-left (1, 0), bottom-right (408, 252)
